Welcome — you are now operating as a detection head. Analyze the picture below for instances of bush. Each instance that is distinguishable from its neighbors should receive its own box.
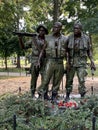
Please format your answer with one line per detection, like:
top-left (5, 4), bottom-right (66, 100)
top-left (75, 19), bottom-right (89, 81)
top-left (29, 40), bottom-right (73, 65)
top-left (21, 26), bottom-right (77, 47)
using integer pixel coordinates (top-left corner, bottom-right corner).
top-left (0, 93), bottom-right (98, 130)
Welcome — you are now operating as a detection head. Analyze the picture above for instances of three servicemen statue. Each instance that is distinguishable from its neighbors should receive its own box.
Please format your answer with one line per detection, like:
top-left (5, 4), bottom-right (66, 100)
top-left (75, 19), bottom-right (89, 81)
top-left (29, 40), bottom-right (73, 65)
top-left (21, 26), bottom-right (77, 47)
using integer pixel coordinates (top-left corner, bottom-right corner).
top-left (14, 21), bottom-right (96, 101)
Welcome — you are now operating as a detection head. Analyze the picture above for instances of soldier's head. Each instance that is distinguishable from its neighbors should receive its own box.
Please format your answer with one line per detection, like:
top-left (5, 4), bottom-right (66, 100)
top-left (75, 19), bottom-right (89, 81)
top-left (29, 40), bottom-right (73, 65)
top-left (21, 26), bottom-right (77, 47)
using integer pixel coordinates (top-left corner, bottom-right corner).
top-left (53, 22), bottom-right (62, 34)
top-left (37, 24), bottom-right (48, 36)
top-left (73, 21), bottom-right (82, 36)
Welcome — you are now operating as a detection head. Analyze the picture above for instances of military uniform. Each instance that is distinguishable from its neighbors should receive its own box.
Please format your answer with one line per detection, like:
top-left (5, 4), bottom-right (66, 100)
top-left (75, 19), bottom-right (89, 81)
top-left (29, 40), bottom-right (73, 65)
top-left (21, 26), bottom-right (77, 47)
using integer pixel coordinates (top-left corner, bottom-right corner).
top-left (25, 35), bottom-right (46, 97)
top-left (66, 33), bottom-right (91, 96)
top-left (38, 34), bottom-right (67, 99)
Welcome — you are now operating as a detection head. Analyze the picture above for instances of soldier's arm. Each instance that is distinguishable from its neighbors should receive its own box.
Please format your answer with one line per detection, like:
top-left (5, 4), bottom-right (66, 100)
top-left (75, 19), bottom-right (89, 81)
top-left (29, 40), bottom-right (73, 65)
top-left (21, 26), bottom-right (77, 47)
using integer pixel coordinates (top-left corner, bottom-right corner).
top-left (18, 36), bottom-right (32, 49)
top-left (87, 36), bottom-right (96, 70)
top-left (65, 36), bottom-right (69, 60)
top-left (37, 41), bottom-right (47, 68)
top-left (25, 39), bottom-right (32, 49)
top-left (62, 35), bottom-right (68, 60)
top-left (63, 36), bottom-right (69, 62)
top-left (65, 36), bottom-right (71, 71)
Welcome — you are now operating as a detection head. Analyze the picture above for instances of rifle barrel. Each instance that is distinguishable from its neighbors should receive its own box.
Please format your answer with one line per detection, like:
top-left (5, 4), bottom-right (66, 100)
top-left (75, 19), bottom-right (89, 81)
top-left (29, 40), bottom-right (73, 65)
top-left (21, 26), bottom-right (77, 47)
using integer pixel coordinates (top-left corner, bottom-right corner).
top-left (13, 32), bottom-right (37, 37)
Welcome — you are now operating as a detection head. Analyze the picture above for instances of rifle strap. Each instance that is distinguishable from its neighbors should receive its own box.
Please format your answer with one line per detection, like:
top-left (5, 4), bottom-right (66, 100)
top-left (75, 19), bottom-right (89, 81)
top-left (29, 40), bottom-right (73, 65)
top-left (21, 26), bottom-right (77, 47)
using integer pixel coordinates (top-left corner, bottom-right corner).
top-left (55, 41), bottom-right (58, 58)
top-left (55, 36), bottom-right (61, 58)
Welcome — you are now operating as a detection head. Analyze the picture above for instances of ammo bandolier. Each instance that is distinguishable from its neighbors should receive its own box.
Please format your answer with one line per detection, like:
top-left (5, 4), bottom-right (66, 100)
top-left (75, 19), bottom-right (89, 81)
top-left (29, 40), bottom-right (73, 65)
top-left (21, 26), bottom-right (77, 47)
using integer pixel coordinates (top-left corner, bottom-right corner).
top-left (66, 33), bottom-right (91, 95)
top-left (38, 34), bottom-right (67, 99)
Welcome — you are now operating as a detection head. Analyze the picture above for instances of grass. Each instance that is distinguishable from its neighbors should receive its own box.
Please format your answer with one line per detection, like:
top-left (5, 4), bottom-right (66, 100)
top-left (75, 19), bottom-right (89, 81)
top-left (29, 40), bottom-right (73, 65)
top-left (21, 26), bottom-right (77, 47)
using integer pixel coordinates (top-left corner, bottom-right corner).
top-left (0, 67), bottom-right (25, 72)
top-left (0, 65), bottom-right (98, 77)
top-left (0, 67), bottom-right (26, 79)
top-left (0, 76), bottom-right (19, 80)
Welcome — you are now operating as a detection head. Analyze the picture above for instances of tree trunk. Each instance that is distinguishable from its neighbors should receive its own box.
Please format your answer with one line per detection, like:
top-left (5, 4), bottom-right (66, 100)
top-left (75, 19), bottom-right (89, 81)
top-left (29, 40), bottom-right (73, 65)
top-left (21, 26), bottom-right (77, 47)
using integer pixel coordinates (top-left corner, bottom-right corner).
top-left (16, 54), bottom-right (21, 68)
top-left (53, 0), bottom-right (59, 24)
top-left (4, 57), bottom-right (8, 70)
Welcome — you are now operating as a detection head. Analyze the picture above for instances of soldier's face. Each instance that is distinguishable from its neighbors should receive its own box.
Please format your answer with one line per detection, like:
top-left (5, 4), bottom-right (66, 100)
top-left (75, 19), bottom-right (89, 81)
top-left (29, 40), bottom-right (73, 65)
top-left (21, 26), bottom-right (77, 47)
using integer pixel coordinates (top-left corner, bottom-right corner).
top-left (39, 27), bottom-right (46, 36)
top-left (53, 24), bottom-right (61, 34)
top-left (74, 25), bottom-right (81, 35)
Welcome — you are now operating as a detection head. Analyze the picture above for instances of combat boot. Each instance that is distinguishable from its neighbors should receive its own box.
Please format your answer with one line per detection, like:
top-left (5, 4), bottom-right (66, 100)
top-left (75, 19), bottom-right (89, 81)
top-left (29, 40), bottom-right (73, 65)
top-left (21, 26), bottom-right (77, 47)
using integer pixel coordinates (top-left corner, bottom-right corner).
top-left (81, 92), bottom-right (86, 98)
top-left (51, 91), bottom-right (58, 101)
top-left (44, 92), bottom-right (50, 100)
top-left (31, 90), bottom-right (35, 98)
top-left (65, 92), bottom-right (70, 102)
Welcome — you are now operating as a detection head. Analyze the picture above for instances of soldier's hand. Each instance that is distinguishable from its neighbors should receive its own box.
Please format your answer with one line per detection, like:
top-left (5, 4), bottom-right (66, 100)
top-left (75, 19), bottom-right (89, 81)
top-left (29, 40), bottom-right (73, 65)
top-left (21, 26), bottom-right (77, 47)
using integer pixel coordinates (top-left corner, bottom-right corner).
top-left (90, 61), bottom-right (96, 71)
top-left (36, 60), bottom-right (40, 69)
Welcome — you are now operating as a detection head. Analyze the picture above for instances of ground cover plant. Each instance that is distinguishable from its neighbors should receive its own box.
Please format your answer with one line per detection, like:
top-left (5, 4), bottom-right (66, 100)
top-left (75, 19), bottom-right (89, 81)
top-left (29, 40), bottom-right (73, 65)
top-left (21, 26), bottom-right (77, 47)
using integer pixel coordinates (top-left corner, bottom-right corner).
top-left (0, 92), bottom-right (98, 130)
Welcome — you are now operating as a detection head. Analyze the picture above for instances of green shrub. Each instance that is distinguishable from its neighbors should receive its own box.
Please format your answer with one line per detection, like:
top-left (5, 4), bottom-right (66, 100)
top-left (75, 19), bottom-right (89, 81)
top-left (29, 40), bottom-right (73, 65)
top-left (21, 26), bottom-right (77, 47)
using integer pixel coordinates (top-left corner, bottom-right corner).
top-left (0, 94), bottom-right (98, 130)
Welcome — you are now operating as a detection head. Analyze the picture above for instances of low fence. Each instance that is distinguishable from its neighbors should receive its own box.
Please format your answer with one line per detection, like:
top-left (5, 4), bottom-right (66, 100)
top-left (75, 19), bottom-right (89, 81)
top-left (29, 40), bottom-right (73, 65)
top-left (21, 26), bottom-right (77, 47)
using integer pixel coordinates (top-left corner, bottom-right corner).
top-left (0, 67), bottom-right (30, 76)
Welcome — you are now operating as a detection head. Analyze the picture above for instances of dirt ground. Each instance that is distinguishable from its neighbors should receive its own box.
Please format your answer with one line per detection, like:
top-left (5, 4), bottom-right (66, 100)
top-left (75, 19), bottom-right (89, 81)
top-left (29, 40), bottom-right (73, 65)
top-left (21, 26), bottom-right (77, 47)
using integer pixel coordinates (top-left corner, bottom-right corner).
top-left (0, 75), bottom-right (98, 96)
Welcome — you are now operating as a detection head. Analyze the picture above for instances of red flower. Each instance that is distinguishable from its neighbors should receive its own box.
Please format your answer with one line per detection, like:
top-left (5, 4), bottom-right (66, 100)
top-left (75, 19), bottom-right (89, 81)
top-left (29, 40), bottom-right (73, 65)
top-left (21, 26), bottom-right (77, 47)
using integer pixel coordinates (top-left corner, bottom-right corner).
top-left (58, 100), bottom-right (78, 108)
top-left (58, 101), bottom-right (64, 107)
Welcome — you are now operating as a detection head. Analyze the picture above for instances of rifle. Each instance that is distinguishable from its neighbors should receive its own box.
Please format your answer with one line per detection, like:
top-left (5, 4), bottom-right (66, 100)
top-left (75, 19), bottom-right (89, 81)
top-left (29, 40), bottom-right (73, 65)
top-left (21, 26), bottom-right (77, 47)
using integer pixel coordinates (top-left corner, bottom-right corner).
top-left (13, 32), bottom-right (37, 37)
top-left (37, 42), bottom-right (47, 68)
top-left (13, 32), bottom-right (37, 49)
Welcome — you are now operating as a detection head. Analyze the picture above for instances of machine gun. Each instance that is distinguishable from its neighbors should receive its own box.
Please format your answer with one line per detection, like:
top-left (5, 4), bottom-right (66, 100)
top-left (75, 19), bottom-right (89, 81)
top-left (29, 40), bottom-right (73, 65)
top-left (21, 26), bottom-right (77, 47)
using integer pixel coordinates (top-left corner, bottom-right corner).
top-left (13, 32), bottom-right (37, 37)
top-left (13, 32), bottom-right (37, 49)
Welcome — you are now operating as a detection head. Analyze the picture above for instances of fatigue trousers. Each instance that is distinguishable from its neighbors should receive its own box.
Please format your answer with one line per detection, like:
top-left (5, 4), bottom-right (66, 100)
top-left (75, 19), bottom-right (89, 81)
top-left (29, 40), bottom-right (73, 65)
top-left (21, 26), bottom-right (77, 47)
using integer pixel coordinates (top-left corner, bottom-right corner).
top-left (38, 59), bottom-right (64, 95)
top-left (30, 64), bottom-right (40, 96)
top-left (66, 66), bottom-right (87, 95)
top-left (30, 60), bottom-right (46, 96)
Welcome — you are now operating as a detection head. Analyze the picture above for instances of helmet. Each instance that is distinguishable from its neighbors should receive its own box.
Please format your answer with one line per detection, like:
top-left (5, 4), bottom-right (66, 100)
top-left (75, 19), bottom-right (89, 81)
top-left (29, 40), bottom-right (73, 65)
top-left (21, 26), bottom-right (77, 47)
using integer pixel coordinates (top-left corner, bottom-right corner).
top-left (36, 24), bottom-right (48, 34)
top-left (74, 21), bottom-right (82, 30)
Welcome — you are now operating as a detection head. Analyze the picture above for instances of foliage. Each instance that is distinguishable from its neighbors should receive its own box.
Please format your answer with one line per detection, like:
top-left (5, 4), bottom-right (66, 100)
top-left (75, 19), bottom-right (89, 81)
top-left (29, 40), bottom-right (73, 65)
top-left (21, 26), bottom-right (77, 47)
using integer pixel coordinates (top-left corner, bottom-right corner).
top-left (0, 0), bottom-right (24, 69)
top-left (0, 93), bottom-right (98, 130)
top-left (0, 0), bottom-right (98, 69)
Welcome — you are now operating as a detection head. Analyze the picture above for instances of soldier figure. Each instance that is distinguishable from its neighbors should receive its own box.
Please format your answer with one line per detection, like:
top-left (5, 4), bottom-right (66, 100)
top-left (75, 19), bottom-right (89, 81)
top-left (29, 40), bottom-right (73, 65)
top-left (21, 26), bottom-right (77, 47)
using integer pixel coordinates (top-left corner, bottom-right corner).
top-left (38, 22), bottom-right (68, 100)
top-left (18, 24), bottom-right (48, 98)
top-left (65, 22), bottom-right (96, 100)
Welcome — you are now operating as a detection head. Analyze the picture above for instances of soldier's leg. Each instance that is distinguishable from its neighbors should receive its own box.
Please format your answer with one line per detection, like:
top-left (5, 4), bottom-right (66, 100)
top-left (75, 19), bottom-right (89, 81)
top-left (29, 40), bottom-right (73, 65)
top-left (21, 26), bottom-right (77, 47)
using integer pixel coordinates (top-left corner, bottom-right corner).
top-left (30, 64), bottom-right (39, 97)
top-left (40, 72), bottom-right (50, 100)
top-left (77, 67), bottom-right (87, 97)
top-left (51, 63), bottom-right (64, 100)
top-left (65, 67), bottom-right (76, 99)
top-left (40, 60), bottom-right (46, 81)
top-left (38, 60), bottom-right (54, 99)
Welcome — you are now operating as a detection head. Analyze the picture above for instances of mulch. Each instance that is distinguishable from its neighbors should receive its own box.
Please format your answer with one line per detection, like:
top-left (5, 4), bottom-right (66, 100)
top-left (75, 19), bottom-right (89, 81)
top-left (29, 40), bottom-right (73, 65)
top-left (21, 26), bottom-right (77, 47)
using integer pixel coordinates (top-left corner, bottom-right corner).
top-left (0, 75), bottom-right (98, 96)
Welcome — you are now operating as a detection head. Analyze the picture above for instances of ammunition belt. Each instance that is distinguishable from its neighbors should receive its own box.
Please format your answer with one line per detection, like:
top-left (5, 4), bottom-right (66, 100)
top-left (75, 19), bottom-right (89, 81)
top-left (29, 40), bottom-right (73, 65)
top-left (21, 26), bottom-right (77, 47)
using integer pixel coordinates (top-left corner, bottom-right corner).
top-left (47, 57), bottom-right (63, 63)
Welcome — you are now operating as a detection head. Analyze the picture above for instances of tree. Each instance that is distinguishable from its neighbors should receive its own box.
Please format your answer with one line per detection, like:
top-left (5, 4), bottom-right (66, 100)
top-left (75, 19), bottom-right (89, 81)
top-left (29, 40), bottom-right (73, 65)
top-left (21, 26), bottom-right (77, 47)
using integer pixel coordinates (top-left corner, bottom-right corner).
top-left (0, 1), bottom-right (17, 69)
top-left (0, 0), bottom-right (98, 70)
top-left (0, 0), bottom-right (26, 69)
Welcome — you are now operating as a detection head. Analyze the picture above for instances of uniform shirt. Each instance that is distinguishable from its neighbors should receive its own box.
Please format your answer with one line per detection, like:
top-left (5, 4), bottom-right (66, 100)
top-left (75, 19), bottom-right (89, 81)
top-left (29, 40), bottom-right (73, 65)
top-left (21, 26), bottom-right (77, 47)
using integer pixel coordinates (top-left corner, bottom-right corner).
top-left (67, 33), bottom-right (91, 67)
top-left (24, 35), bottom-right (45, 64)
top-left (45, 34), bottom-right (68, 59)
